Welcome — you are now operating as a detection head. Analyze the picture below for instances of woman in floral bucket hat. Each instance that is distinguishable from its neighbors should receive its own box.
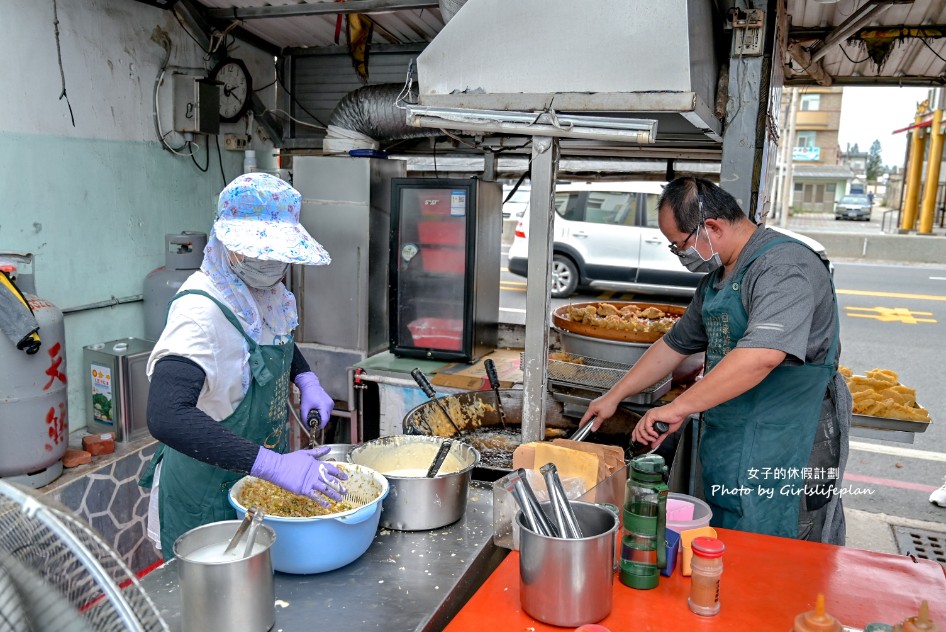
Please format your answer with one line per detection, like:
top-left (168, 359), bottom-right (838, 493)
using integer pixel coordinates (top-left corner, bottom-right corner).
top-left (140, 173), bottom-right (346, 557)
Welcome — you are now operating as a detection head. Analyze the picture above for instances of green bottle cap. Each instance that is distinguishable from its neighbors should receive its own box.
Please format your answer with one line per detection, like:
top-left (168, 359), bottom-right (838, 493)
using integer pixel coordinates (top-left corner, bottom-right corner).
top-left (630, 454), bottom-right (665, 474)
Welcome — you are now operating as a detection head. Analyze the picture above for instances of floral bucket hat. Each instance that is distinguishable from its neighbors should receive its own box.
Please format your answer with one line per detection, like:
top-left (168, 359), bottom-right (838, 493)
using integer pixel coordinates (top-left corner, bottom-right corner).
top-left (213, 172), bottom-right (331, 265)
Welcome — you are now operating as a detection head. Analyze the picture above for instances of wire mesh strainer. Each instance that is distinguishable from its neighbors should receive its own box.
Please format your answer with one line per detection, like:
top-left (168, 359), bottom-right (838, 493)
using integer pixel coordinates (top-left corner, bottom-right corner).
top-left (0, 480), bottom-right (168, 632)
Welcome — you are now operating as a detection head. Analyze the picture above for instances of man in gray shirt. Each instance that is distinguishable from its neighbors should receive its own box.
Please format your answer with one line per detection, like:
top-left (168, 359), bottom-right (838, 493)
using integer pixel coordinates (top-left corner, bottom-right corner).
top-left (580, 177), bottom-right (851, 544)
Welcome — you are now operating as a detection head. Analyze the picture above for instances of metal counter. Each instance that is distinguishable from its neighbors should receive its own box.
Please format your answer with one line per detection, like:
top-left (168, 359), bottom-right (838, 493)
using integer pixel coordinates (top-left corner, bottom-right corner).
top-left (139, 482), bottom-right (505, 632)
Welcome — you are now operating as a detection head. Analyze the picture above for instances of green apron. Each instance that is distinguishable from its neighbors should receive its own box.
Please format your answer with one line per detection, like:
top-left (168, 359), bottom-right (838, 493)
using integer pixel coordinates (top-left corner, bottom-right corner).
top-left (699, 237), bottom-right (839, 538)
top-left (139, 290), bottom-right (292, 557)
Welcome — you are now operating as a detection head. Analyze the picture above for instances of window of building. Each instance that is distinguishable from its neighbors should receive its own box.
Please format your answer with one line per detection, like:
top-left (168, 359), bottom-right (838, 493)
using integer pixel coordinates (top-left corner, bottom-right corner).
top-left (796, 131), bottom-right (817, 147)
top-left (800, 94), bottom-right (820, 111)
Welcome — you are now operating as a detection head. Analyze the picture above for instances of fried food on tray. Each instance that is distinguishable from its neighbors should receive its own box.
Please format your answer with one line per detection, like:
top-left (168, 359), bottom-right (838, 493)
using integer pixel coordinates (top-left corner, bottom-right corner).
top-left (842, 368), bottom-right (930, 423)
top-left (563, 302), bottom-right (680, 335)
top-left (838, 365), bottom-right (853, 379)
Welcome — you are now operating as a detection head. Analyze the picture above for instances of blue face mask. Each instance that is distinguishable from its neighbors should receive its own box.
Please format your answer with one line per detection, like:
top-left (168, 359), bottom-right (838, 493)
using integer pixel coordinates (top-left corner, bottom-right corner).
top-left (676, 225), bottom-right (722, 273)
top-left (230, 255), bottom-right (289, 288)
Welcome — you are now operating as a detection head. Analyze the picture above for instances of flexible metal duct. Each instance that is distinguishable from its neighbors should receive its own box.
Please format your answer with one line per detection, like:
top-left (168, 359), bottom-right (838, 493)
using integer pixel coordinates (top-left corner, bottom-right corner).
top-left (325, 83), bottom-right (438, 151)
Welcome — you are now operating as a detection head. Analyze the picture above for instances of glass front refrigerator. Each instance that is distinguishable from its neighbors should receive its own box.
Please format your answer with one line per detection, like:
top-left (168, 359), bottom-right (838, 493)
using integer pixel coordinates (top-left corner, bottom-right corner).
top-left (389, 178), bottom-right (501, 362)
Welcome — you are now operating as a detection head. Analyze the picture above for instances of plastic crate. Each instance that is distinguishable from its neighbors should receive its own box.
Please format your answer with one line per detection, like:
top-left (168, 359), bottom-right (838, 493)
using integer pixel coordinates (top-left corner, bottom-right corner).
top-left (407, 317), bottom-right (463, 350)
top-left (419, 247), bottom-right (465, 273)
top-left (418, 220), bottom-right (464, 245)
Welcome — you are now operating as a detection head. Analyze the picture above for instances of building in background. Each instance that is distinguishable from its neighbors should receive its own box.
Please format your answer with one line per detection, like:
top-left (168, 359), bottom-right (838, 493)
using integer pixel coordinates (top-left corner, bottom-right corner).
top-left (775, 87), bottom-right (854, 215)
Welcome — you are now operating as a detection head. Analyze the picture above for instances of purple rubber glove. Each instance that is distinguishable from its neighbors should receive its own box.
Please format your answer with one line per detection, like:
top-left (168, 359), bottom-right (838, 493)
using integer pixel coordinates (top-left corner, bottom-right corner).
top-left (295, 371), bottom-right (333, 429)
top-left (251, 447), bottom-right (348, 506)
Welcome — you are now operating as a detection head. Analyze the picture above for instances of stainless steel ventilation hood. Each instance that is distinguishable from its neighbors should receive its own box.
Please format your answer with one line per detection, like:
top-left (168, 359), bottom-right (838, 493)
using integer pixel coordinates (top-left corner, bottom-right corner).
top-left (416, 0), bottom-right (722, 145)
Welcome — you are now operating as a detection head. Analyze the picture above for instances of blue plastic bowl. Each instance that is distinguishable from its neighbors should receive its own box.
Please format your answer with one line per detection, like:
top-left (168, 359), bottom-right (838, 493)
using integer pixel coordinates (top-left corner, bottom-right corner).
top-left (228, 463), bottom-right (389, 574)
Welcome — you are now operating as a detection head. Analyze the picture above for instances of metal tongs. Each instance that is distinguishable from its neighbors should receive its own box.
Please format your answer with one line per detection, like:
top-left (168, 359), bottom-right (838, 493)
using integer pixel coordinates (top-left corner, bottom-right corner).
top-left (540, 463), bottom-right (584, 539)
top-left (225, 506), bottom-right (267, 558)
top-left (499, 468), bottom-right (558, 538)
top-left (411, 368), bottom-right (464, 438)
top-left (484, 359), bottom-right (507, 429)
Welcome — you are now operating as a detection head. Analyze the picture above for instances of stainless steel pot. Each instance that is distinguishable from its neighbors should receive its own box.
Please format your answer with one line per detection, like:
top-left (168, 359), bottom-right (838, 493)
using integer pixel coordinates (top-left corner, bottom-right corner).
top-left (173, 520), bottom-right (276, 632)
top-left (348, 435), bottom-right (480, 531)
top-left (518, 502), bottom-right (619, 627)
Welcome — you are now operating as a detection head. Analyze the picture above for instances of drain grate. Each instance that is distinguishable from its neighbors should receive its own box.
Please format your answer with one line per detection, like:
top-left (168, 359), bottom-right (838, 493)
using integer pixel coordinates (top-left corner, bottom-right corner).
top-left (892, 526), bottom-right (946, 567)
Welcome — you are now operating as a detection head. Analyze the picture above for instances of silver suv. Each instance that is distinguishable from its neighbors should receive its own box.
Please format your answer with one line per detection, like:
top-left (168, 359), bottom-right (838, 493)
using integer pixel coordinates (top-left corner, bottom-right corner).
top-left (506, 181), bottom-right (832, 298)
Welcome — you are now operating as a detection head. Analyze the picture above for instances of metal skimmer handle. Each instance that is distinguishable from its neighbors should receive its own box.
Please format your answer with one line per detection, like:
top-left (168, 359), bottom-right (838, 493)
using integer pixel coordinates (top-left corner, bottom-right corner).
top-left (570, 416), bottom-right (596, 442)
top-left (410, 368), bottom-right (464, 438)
top-left (484, 359), bottom-right (507, 429)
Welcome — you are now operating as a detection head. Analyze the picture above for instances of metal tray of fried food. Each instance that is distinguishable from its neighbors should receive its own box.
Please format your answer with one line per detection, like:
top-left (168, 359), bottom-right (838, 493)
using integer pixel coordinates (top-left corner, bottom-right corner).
top-left (531, 352), bottom-right (672, 404)
top-left (851, 411), bottom-right (931, 433)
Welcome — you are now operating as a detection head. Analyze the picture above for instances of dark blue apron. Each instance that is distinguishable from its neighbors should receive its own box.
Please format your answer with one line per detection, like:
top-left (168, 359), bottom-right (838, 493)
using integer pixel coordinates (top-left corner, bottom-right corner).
top-left (699, 237), bottom-right (839, 538)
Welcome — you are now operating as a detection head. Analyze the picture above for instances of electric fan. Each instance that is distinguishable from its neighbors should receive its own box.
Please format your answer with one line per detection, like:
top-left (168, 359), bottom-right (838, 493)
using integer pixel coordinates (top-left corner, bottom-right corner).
top-left (0, 480), bottom-right (169, 631)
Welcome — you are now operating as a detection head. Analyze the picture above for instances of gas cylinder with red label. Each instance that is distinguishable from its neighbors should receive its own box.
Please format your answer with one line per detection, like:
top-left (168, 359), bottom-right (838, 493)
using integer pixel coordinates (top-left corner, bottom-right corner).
top-left (0, 253), bottom-right (68, 488)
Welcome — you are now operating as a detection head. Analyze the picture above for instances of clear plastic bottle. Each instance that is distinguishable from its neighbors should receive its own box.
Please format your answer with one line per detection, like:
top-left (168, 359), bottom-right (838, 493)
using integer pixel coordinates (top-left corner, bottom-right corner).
top-left (688, 536), bottom-right (725, 616)
top-left (243, 149), bottom-right (257, 174)
top-left (619, 455), bottom-right (668, 590)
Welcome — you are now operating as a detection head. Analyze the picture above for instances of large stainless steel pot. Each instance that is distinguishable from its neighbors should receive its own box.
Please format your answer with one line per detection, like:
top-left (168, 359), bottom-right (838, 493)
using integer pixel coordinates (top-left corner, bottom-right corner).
top-left (173, 520), bottom-right (276, 632)
top-left (518, 502), bottom-right (619, 627)
top-left (348, 435), bottom-right (480, 531)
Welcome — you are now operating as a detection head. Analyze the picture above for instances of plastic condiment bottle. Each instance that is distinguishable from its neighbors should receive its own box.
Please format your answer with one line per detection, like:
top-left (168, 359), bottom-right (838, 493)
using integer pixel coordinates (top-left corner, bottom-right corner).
top-left (688, 536), bottom-right (725, 616)
top-left (793, 594), bottom-right (843, 632)
top-left (898, 600), bottom-right (939, 632)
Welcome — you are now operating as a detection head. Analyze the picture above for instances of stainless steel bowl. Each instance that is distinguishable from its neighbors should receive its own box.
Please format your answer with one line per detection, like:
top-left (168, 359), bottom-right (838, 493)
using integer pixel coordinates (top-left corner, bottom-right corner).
top-left (320, 443), bottom-right (354, 462)
top-left (555, 327), bottom-right (652, 364)
top-left (348, 435), bottom-right (480, 531)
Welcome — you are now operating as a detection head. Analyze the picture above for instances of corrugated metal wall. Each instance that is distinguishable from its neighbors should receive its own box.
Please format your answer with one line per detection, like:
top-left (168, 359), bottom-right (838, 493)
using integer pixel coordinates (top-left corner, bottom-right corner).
top-left (287, 48), bottom-right (422, 139)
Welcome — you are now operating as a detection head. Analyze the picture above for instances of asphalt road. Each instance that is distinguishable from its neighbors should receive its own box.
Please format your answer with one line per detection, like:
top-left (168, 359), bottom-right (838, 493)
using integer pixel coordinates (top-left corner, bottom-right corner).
top-left (499, 248), bottom-right (946, 524)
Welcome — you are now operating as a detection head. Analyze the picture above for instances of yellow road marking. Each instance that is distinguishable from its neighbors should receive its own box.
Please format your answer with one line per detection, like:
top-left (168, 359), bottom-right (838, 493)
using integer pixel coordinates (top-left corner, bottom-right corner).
top-left (844, 306), bottom-right (937, 324)
top-left (837, 289), bottom-right (946, 302)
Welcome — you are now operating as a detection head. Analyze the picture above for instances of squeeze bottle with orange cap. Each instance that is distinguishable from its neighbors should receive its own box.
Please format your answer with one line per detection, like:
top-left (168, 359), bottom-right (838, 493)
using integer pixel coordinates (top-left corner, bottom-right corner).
top-left (895, 600), bottom-right (939, 632)
top-left (793, 594), bottom-right (842, 632)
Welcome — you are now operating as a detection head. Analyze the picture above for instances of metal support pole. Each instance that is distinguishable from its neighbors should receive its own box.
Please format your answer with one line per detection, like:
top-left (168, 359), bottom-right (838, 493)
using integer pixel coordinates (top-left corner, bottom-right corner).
top-left (919, 108), bottom-right (943, 235)
top-left (779, 88), bottom-right (798, 228)
top-left (520, 136), bottom-right (558, 445)
top-left (720, 0), bottom-right (780, 223)
top-left (901, 114), bottom-right (926, 232)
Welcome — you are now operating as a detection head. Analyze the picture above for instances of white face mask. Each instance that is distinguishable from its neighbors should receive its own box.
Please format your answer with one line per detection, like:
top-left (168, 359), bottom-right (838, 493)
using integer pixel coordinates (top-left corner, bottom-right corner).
top-left (676, 225), bottom-right (722, 273)
top-left (229, 254), bottom-right (289, 288)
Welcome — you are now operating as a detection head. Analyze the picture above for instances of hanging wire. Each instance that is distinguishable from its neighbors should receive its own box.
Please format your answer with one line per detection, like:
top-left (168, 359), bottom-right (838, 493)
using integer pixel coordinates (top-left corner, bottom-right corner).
top-left (839, 44), bottom-right (872, 65)
top-left (52, 0), bottom-right (75, 127)
top-left (395, 59), bottom-right (418, 110)
top-left (190, 138), bottom-right (210, 172)
top-left (214, 133), bottom-right (227, 187)
top-left (264, 108), bottom-right (326, 130)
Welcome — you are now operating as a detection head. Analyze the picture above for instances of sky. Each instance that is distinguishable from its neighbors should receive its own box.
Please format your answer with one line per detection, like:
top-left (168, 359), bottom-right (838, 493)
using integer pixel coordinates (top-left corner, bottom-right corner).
top-left (837, 86), bottom-right (932, 168)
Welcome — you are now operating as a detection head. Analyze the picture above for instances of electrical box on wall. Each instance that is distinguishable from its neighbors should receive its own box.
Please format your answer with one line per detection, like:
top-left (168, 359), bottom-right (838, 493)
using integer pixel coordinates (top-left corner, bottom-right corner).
top-left (172, 74), bottom-right (220, 135)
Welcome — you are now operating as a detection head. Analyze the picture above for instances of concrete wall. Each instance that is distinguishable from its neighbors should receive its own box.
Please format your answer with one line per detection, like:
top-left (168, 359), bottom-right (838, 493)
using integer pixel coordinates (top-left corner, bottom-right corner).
top-left (1, 0), bottom-right (279, 432)
top-left (801, 230), bottom-right (946, 264)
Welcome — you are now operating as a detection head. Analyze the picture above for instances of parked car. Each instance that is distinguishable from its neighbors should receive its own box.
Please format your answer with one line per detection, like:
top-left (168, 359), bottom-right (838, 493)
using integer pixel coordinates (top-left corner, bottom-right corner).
top-left (502, 185), bottom-right (531, 220)
top-left (834, 194), bottom-right (872, 221)
top-left (506, 181), bottom-right (833, 298)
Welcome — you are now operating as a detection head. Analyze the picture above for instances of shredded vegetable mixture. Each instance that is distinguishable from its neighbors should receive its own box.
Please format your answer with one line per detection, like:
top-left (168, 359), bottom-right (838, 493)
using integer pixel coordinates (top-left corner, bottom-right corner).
top-left (239, 479), bottom-right (354, 517)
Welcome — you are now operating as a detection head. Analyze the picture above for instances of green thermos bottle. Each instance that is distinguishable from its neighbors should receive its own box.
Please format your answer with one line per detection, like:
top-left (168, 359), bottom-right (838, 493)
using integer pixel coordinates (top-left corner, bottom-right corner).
top-left (620, 454), bottom-right (668, 590)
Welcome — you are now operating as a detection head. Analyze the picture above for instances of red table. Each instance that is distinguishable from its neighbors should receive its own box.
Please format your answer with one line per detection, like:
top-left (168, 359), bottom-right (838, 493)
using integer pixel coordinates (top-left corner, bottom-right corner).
top-left (444, 528), bottom-right (946, 631)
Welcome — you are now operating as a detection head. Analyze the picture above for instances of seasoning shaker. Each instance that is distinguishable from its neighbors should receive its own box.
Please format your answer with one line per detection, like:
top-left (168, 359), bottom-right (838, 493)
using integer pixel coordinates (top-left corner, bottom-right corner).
top-left (687, 536), bottom-right (725, 616)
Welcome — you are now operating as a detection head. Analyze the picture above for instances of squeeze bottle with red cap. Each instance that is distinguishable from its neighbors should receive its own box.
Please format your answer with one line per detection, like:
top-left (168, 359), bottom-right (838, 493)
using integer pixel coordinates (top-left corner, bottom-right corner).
top-left (793, 594), bottom-right (842, 632)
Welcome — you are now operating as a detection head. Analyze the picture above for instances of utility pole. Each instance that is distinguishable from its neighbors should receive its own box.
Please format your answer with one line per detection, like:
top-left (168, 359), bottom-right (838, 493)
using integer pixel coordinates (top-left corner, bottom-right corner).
top-left (779, 87), bottom-right (799, 228)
